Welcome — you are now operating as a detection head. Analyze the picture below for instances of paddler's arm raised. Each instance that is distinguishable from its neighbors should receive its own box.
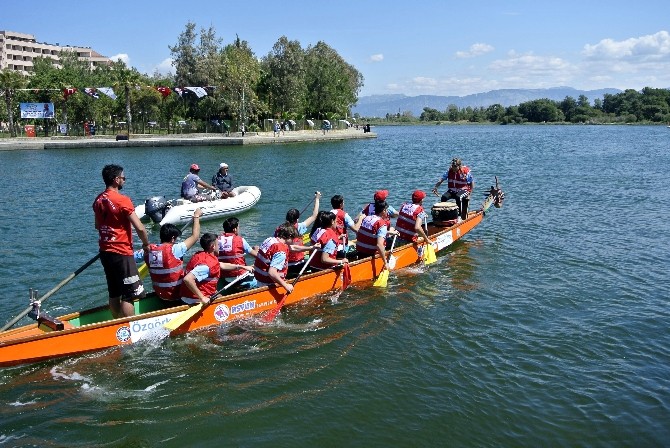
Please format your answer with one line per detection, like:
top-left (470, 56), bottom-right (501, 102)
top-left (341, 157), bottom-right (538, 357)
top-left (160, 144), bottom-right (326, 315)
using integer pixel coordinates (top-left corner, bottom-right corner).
top-left (183, 208), bottom-right (203, 250)
top-left (302, 191), bottom-right (322, 227)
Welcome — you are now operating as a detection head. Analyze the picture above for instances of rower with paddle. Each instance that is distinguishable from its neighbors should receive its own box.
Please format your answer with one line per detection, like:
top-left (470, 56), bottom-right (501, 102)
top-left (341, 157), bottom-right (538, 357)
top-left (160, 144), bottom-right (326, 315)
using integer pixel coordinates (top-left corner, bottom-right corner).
top-left (179, 233), bottom-right (253, 305)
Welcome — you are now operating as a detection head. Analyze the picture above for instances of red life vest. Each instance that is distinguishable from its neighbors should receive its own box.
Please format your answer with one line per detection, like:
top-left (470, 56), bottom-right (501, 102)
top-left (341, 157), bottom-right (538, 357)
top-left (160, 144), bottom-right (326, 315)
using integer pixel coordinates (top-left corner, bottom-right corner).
top-left (309, 227), bottom-right (338, 270)
top-left (218, 233), bottom-right (247, 277)
top-left (275, 222), bottom-right (305, 264)
top-left (447, 166), bottom-right (472, 192)
top-left (356, 215), bottom-right (385, 255)
top-left (254, 237), bottom-right (289, 285)
top-left (362, 203), bottom-right (391, 229)
top-left (331, 209), bottom-right (348, 245)
top-left (396, 202), bottom-right (424, 242)
top-left (144, 243), bottom-right (184, 301)
top-left (180, 251), bottom-right (221, 299)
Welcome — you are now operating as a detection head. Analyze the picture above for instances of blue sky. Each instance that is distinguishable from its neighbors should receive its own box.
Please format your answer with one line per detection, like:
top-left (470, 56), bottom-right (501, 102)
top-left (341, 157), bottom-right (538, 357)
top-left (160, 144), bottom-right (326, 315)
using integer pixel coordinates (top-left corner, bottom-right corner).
top-left (3, 0), bottom-right (669, 97)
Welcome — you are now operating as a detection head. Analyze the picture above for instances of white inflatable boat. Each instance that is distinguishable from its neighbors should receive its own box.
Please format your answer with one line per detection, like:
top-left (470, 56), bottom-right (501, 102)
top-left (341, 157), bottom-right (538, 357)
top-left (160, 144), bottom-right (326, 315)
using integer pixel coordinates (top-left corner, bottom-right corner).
top-left (135, 186), bottom-right (261, 225)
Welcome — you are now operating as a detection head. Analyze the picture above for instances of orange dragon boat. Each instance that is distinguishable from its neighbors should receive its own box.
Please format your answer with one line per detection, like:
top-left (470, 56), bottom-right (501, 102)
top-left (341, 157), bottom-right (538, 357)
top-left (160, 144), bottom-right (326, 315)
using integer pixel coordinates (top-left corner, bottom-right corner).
top-left (0, 182), bottom-right (504, 367)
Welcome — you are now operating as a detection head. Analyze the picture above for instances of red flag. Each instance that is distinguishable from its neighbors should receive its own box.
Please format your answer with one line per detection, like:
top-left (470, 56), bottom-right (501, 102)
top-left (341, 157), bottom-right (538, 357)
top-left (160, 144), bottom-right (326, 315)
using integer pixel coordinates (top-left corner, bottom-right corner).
top-left (156, 86), bottom-right (172, 98)
top-left (63, 88), bottom-right (77, 99)
top-left (342, 263), bottom-right (351, 290)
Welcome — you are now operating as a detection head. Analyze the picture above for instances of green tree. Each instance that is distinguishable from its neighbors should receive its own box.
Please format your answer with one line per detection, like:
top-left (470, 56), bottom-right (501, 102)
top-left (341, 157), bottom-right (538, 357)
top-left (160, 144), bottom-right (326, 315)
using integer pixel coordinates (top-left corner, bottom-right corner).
top-left (304, 41), bottom-right (363, 119)
top-left (260, 36), bottom-right (306, 118)
top-left (0, 69), bottom-right (27, 137)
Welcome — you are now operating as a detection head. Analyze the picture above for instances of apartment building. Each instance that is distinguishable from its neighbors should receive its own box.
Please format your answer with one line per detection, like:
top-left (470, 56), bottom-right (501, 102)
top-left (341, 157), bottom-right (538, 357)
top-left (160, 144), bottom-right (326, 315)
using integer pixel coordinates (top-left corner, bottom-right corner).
top-left (0, 30), bottom-right (112, 74)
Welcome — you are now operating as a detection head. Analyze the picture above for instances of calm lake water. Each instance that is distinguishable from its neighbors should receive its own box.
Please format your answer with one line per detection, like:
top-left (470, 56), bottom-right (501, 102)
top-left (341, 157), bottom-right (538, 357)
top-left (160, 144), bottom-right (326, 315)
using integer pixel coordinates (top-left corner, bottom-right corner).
top-left (0, 125), bottom-right (669, 447)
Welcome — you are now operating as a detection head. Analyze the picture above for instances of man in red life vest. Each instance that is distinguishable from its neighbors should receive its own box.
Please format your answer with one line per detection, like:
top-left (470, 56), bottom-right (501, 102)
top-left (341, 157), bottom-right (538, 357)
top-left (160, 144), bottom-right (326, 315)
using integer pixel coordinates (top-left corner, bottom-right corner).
top-left (355, 200), bottom-right (399, 271)
top-left (135, 208), bottom-right (202, 302)
top-left (395, 190), bottom-right (432, 244)
top-left (256, 223), bottom-right (318, 292)
top-left (277, 191), bottom-right (321, 275)
top-left (180, 233), bottom-right (252, 305)
top-left (330, 194), bottom-right (364, 258)
top-left (218, 216), bottom-right (258, 290)
top-left (93, 164), bottom-right (150, 318)
top-left (361, 190), bottom-right (399, 219)
top-left (432, 157), bottom-right (475, 220)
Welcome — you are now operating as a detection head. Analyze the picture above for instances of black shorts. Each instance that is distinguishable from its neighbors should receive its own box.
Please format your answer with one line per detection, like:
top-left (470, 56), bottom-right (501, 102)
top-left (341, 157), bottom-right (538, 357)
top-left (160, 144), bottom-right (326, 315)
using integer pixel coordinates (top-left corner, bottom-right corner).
top-left (100, 251), bottom-right (146, 302)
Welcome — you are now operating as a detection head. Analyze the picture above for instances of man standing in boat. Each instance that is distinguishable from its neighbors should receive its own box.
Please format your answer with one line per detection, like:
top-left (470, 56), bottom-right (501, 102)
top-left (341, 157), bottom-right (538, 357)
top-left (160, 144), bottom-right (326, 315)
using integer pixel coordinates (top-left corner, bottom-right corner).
top-left (180, 233), bottom-right (253, 305)
top-left (181, 163), bottom-right (217, 203)
top-left (432, 158), bottom-right (474, 221)
top-left (135, 208), bottom-right (203, 302)
top-left (93, 164), bottom-right (150, 318)
top-left (212, 162), bottom-right (236, 199)
top-left (395, 190), bottom-right (432, 245)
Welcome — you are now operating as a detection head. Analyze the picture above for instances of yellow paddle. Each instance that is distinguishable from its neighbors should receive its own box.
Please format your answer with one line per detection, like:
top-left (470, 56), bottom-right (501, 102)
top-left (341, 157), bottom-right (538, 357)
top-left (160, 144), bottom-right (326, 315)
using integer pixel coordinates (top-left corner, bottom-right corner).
top-left (373, 234), bottom-right (397, 288)
top-left (423, 243), bottom-right (437, 265)
top-left (164, 272), bottom-right (251, 331)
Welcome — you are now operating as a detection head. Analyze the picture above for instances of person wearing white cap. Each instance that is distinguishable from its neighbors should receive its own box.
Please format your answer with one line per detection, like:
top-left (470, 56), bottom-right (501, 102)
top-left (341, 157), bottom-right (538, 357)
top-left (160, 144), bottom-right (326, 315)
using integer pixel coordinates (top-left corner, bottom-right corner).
top-left (181, 163), bottom-right (216, 202)
top-left (212, 162), bottom-right (236, 199)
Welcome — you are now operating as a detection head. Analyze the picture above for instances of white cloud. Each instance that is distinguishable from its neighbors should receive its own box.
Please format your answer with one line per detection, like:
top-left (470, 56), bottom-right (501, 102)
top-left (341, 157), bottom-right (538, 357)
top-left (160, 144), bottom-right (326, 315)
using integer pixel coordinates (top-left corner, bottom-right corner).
top-left (153, 58), bottom-right (175, 75)
top-left (370, 54), bottom-right (384, 62)
top-left (109, 53), bottom-right (130, 65)
top-left (455, 43), bottom-right (494, 59)
top-left (582, 30), bottom-right (670, 61)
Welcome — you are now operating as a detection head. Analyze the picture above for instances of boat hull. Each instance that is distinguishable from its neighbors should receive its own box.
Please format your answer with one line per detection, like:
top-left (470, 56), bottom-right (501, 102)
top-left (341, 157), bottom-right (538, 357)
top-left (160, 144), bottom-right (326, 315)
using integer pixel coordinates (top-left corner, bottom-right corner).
top-left (135, 186), bottom-right (261, 225)
top-left (0, 195), bottom-right (499, 367)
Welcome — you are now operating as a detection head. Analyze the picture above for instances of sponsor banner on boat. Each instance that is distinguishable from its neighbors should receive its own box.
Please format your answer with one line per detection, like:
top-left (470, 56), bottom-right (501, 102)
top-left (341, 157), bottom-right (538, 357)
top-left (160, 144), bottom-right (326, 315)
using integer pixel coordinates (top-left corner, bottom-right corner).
top-left (127, 312), bottom-right (182, 342)
top-left (434, 230), bottom-right (454, 251)
top-left (214, 299), bottom-right (259, 322)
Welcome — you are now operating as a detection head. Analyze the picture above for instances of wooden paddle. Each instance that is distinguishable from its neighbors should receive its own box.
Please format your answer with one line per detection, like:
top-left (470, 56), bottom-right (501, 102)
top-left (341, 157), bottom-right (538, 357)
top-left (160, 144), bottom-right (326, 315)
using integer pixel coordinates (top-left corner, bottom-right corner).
top-left (164, 271), bottom-right (251, 331)
top-left (373, 234), bottom-right (397, 288)
top-left (264, 249), bottom-right (319, 322)
top-left (1, 254), bottom-right (100, 332)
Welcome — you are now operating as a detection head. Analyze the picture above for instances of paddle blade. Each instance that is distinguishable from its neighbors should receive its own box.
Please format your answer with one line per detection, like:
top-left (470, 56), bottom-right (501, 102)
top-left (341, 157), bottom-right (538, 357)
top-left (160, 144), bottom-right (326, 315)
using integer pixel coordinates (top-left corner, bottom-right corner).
top-left (138, 262), bottom-right (148, 279)
top-left (373, 269), bottom-right (389, 288)
top-left (342, 263), bottom-right (352, 290)
top-left (164, 304), bottom-right (203, 331)
top-left (388, 254), bottom-right (397, 270)
top-left (263, 294), bottom-right (288, 322)
top-left (424, 243), bottom-right (437, 265)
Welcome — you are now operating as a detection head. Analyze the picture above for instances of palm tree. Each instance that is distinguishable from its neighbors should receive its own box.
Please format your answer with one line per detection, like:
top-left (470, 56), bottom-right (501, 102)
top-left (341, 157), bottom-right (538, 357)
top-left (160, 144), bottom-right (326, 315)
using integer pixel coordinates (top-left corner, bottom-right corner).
top-left (111, 60), bottom-right (141, 138)
top-left (0, 69), bottom-right (27, 137)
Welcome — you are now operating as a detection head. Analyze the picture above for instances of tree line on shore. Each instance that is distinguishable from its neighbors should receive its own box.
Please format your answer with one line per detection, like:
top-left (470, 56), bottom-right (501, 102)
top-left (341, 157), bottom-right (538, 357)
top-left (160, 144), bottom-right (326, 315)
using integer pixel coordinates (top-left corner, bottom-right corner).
top-left (0, 22), bottom-right (363, 137)
top-left (375, 88), bottom-right (670, 125)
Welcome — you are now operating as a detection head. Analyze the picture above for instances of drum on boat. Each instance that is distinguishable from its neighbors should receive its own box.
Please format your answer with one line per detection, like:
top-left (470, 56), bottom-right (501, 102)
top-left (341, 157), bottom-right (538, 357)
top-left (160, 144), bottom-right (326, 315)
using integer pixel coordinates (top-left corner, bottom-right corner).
top-left (431, 201), bottom-right (459, 227)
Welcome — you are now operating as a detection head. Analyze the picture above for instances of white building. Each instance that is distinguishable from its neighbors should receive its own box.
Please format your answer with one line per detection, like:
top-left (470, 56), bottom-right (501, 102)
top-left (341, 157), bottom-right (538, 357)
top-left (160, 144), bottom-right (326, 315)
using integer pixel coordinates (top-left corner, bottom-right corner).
top-left (0, 30), bottom-right (111, 74)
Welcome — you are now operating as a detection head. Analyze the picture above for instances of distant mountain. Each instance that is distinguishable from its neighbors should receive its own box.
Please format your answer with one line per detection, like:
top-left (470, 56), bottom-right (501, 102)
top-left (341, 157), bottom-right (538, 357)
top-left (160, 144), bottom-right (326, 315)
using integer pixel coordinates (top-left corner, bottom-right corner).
top-left (352, 87), bottom-right (623, 117)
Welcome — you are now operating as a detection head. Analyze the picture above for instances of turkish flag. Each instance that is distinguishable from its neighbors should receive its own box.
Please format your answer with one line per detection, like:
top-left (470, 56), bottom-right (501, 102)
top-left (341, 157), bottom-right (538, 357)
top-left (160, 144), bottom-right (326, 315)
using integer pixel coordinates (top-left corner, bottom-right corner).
top-left (63, 88), bottom-right (77, 99)
top-left (156, 86), bottom-right (172, 98)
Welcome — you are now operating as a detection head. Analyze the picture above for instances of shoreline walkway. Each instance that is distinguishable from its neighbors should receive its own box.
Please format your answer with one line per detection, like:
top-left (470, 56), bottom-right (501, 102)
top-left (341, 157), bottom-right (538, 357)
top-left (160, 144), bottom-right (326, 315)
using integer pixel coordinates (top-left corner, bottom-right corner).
top-left (0, 129), bottom-right (376, 151)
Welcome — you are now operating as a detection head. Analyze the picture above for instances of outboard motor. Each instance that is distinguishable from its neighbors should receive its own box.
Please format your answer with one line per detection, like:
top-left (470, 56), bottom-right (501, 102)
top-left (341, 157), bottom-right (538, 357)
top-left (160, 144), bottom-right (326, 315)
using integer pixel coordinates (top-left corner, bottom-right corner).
top-left (145, 196), bottom-right (167, 223)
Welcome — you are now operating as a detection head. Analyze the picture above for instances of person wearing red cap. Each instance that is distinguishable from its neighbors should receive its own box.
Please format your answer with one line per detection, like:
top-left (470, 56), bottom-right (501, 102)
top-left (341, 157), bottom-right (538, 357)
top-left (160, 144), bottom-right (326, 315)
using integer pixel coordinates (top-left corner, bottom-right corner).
top-left (181, 163), bottom-right (216, 202)
top-left (396, 190), bottom-right (432, 244)
top-left (432, 158), bottom-right (474, 220)
top-left (362, 190), bottom-right (399, 219)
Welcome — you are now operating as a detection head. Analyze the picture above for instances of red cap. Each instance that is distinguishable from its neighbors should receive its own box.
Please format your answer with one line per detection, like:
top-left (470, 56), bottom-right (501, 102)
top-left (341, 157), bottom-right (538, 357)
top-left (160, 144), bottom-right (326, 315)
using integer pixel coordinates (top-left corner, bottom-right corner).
top-left (412, 190), bottom-right (426, 202)
top-left (190, 163), bottom-right (200, 171)
top-left (374, 190), bottom-right (389, 201)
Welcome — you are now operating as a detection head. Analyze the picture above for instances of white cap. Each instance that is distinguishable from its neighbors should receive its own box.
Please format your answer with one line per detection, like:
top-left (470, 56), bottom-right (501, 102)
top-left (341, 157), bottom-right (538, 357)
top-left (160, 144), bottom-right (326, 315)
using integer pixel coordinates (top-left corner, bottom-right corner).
top-left (220, 162), bottom-right (229, 168)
